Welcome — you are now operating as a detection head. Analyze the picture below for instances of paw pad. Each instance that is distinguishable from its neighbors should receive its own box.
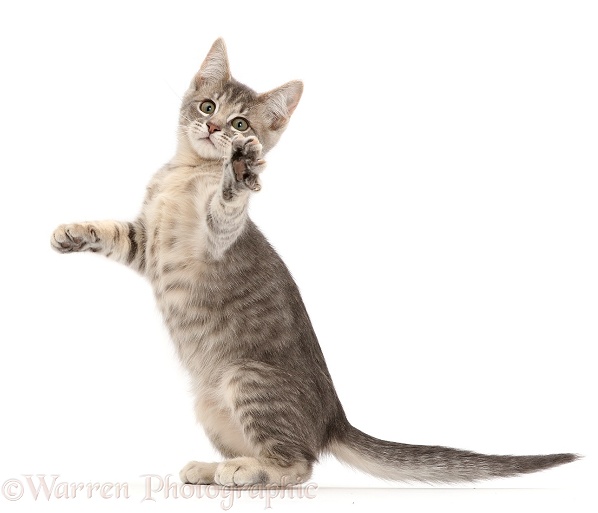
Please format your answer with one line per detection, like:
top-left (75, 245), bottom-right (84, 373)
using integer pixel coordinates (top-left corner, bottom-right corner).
top-left (229, 136), bottom-right (266, 191)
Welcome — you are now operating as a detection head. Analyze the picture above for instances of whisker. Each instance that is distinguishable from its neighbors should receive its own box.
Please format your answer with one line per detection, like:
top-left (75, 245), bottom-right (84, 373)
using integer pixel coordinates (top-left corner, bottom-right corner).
top-left (164, 80), bottom-right (183, 101)
top-left (179, 112), bottom-right (195, 123)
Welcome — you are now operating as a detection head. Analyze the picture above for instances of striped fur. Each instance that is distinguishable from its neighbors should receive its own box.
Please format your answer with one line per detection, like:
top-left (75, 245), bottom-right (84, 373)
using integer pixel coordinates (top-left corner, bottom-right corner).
top-left (51, 38), bottom-right (577, 486)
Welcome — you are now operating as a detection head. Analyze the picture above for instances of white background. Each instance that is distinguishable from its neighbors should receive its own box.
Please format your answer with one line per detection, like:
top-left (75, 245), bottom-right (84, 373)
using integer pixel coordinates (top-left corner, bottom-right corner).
top-left (0, 1), bottom-right (596, 511)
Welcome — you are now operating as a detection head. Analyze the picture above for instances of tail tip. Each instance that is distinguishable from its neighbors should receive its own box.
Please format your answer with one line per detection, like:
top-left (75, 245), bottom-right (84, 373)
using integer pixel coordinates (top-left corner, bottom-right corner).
top-left (559, 452), bottom-right (582, 464)
top-left (531, 452), bottom-right (580, 473)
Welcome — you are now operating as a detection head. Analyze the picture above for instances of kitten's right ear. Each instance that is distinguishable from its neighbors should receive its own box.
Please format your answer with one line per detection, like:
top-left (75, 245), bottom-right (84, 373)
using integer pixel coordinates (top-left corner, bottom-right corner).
top-left (260, 80), bottom-right (304, 131)
top-left (194, 38), bottom-right (231, 89)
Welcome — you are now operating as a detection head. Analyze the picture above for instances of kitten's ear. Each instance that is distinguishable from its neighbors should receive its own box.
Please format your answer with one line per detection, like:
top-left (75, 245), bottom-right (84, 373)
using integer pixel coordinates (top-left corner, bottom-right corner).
top-left (194, 38), bottom-right (231, 88)
top-left (260, 80), bottom-right (303, 130)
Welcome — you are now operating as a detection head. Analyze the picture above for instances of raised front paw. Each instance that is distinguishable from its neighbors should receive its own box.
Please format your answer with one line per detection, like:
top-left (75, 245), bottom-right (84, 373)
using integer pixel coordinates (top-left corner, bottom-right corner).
top-left (51, 223), bottom-right (101, 253)
top-left (229, 135), bottom-right (266, 192)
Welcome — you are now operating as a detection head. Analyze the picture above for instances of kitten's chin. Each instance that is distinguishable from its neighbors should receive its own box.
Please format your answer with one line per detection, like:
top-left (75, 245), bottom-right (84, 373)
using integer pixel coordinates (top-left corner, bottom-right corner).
top-left (190, 137), bottom-right (226, 160)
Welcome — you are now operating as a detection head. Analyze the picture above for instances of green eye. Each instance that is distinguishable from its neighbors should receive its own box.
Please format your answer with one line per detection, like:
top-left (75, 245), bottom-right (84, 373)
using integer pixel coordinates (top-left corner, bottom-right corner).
top-left (231, 117), bottom-right (250, 131)
top-left (199, 100), bottom-right (216, 114)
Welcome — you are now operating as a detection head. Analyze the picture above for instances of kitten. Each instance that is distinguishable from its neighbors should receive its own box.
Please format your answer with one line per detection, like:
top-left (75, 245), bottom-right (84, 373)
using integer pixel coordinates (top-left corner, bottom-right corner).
top-left (51, 38), bottom-right (576, 487)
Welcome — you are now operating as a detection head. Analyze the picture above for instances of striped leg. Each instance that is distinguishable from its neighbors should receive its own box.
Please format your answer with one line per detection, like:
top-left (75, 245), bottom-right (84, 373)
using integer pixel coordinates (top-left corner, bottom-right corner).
top-left (51, 220), bottom-right (146, 273)
top-left (206, 136), bottom-right (265, 259)
top-left (218, 362), bottom-right (314, 487)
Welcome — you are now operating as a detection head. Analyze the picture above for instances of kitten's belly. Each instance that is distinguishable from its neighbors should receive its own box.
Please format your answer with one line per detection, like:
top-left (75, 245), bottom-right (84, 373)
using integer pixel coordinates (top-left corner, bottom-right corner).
top-left (151, 238), bottom-right (223, 374)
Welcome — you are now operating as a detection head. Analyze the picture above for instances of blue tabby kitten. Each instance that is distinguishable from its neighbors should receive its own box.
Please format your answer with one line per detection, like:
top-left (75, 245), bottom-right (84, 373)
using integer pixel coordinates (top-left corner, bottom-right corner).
top-left (51, 39), bottom-right (576, 486)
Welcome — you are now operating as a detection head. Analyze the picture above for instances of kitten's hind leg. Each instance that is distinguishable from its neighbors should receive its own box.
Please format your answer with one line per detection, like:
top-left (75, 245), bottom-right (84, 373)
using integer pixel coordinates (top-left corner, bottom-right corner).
top-left (211, 362), bottom-right (317, 487)
top-left (179, 461), bottom-right (219, 485)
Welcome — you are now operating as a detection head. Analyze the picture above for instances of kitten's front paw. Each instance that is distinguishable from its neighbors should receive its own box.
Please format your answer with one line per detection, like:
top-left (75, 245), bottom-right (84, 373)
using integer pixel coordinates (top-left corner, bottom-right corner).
top-left (229, 135), bottom-right (266, 192)
top-left (51, 223), bottom-right (101, 253)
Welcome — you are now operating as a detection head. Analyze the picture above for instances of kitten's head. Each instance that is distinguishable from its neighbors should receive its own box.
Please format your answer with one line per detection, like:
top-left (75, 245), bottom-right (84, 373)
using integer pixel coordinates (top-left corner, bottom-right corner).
top-left (180, 38), bottom-right (303, 160)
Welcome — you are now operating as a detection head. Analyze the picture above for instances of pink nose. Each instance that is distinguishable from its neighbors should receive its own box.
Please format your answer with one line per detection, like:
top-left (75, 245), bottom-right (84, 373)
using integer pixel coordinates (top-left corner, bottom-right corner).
top-left (207, 122), bottom-right (221, 134)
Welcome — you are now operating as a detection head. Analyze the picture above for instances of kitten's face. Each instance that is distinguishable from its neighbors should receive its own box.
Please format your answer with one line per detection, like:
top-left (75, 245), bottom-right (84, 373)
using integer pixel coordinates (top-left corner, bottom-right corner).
top-left (181, 80), bottom-right (261, 160)
top-left (179, 39), bottom-right (303, 160)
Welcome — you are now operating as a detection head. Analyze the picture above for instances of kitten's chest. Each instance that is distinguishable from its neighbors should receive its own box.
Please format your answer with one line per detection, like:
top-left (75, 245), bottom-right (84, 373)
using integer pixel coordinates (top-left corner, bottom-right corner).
top-left (144, 165), bottom-right (220, 272)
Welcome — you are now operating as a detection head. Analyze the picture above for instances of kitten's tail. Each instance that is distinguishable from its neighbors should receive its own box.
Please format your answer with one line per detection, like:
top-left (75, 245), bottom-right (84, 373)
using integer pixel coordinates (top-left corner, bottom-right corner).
top-left (329, 425), bottom-right (578, 483)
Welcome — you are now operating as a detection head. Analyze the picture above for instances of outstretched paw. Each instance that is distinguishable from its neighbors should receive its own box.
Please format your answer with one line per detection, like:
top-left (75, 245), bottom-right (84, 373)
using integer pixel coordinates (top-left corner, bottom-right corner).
top-left (229, 136), bottom-right (266, 192)
top-left (51, 223), bottom-right (101, 253)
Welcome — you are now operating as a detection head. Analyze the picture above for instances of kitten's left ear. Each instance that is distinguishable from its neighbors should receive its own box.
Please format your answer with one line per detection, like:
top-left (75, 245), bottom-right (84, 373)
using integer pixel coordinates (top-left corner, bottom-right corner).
top-left (260, 80), bottom-right (303, 130)
top-left (194, 38), bottom-right (231, 88)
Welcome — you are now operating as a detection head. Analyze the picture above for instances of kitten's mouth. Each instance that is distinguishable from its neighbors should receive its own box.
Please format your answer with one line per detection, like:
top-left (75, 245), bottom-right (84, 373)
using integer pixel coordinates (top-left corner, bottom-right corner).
top-left (202, 136), bottom-right (216, 147)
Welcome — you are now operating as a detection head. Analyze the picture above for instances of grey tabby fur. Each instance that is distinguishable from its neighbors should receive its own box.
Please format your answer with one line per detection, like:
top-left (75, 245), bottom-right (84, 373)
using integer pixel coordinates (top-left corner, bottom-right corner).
top-left (51, 39), bottom-right (577, 486)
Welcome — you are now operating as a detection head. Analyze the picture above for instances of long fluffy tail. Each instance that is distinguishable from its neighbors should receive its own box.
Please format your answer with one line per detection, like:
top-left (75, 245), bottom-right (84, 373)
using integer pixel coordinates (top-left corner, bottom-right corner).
top-left (329, 425), bottom-right (578, 483)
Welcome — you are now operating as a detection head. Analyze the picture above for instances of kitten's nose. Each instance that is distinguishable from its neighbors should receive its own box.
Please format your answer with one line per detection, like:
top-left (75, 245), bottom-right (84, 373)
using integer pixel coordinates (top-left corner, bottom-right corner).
top-left (207, 122), bottom-right (221, 134)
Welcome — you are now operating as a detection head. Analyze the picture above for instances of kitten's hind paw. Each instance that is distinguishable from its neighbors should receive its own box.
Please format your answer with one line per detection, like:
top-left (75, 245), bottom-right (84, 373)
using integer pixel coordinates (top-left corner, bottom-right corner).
top-left (179, 461), bottom-right (218, 485)
top-left (229, 135), bottom-right (266, 192)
